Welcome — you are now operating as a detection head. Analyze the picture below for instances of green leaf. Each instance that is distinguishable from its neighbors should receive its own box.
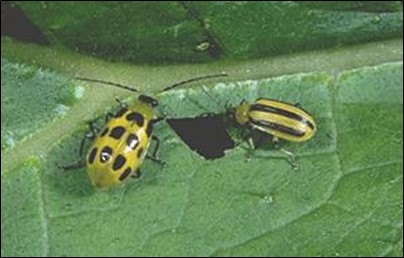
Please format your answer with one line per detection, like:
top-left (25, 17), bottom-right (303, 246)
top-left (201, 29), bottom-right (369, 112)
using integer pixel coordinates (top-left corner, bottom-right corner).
top-left (1, 159), bottom-right (48, 257)
top-left (1, 2), bottom-right (403, 257)
top-left (14, 1), bottom-right (403, 63)
top-left (1, 58), bottom-right (80, 151)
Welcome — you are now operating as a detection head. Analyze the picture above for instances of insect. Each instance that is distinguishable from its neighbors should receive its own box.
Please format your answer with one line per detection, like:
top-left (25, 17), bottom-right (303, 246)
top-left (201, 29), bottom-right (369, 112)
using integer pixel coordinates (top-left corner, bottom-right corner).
top-left (202, 89), bottom-right (316, 167)
top-left (233, 98), bottom-right (316, 143)
top-left (62, 74), bottom-right (228, 188)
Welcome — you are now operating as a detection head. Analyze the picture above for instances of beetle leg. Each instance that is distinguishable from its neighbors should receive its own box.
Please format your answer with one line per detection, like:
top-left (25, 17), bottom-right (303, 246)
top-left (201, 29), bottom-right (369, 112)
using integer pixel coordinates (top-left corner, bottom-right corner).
top-left (152, 117), bottom-right (165, 124)
top-left (253, 131), bottom-right (269, 149)
top-left (280, 148), bottom-right (299, 171)
top-left (272, 136), bottom-right (280, 149)
top-left (58, 161), bottom-right (85, 170)
top-left (241, 126), bottom-right (255, 162)
top-left (131, 169), bottom-right (142, 178)
top-left (88, 121), bottom-right (100, 136)
top-left (245, 137), bottom-right (255, 162)
top-left (58, 139), bottom-right (86, 170)
top-left (79, 132), bottom-right (95, 157)
top-left (105, 112), bottom-right (115, 123)
top-left (272, 137), bottom-right (298, 171)
top-left (59, 125), bottom-right (96, 171)
top-left (115, 97), bottom-right (128, 109)
top-left (146, 136), bottom-right (166, 165)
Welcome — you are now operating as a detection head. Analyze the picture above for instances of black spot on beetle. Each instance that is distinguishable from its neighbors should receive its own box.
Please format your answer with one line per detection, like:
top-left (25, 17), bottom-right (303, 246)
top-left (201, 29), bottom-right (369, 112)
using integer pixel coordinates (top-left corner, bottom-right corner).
top-left (126, 133), bottom-right (139, 150)
top-left (113, 155), bottom-right (126, 171)
top-left (119, 167), bottom-right (132, 181)
top-left (88, 147), bottom-right (97, 164)
top-left (126, 112), bottom-right (144, 127)
top-left (137, 147), bottom-right (144, 159)
top-left (100, 127), bottom-right (109, 137)
top-left (109, 126), bottom-right (125, 140)
top-left (100, 146), bottom-right (113, 163)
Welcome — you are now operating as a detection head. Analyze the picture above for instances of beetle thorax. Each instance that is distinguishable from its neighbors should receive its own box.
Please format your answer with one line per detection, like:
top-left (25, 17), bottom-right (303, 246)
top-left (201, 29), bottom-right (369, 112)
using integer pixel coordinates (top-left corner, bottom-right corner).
top-left (235, 102), bottom-right (250, 125)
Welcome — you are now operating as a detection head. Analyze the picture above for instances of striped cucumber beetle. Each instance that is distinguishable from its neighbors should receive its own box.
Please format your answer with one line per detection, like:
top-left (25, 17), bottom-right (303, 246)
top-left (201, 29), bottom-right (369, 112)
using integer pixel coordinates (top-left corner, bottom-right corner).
top-left (233, 98), bottom-right (316, 169)
top-left (202, 88), bottom-right (316, 168)
top-left (234, 98), bottom-right (316, 143)
top-left (61, 73), bottom-right (228, 188)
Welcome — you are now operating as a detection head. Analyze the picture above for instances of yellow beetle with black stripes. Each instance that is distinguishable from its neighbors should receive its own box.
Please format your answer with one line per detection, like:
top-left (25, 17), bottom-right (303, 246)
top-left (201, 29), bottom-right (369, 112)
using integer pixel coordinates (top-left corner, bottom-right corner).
top-left (226, 97), bottom-right (317, 169)
top-left (234, 98), bottom-right (316, 143)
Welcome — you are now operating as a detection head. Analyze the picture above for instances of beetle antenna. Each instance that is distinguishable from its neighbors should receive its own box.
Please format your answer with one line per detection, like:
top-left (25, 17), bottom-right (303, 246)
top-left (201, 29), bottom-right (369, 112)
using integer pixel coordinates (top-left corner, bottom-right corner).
top-left (76, 73), bottom-right (228, 94)
top-left (201, 86), bottom-right (225, 110)
top-left (75, 77), bottom-right (140, 93)
top-left (159, 73), bottom-right (228, 93)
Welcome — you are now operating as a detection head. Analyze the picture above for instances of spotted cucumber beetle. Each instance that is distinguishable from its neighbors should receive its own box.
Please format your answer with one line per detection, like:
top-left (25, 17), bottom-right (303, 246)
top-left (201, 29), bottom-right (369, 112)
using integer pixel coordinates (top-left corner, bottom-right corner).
top-left (62, 74), bottom-right (228, 188)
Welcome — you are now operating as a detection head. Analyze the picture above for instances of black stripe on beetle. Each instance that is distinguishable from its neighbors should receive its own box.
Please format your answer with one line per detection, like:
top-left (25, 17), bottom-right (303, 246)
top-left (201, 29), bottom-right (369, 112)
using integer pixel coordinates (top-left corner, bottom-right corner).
top-left (251, 119), bottom-right (305, 137)
top-left (109, 126), bottom-right (126, 140)
top-left (100, 146), bottom-right (113, 163)
top-left (119, 167), bottom-right (132, 181)
top-left (113, 155), bottom-right (127, 171)
top-left (250, 104), bottom-right (315, 130)
top-left (126, 112), bottom-right (144, 127)
top-left (88, 147), bottom-right (98, 164)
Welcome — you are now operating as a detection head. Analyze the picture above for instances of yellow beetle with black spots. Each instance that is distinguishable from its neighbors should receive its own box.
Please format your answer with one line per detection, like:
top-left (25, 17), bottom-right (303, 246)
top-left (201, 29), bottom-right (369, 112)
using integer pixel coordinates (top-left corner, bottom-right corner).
top-left (85, 95), bottom-right (160, 188)
top-left (62, 74), bottom-right (227, 188)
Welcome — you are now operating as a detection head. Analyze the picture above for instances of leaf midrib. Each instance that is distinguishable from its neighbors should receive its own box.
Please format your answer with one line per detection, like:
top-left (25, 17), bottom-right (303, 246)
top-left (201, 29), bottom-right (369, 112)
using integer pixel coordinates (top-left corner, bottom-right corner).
top-left (1, 38), bottom-right (403, 174)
